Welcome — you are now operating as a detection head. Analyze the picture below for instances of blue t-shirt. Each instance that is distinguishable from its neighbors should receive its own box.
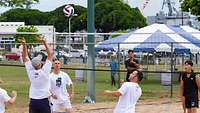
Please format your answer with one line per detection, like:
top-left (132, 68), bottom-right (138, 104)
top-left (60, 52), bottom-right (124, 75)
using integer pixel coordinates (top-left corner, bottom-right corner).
top-left (110, 60), bottom-right (117, 71)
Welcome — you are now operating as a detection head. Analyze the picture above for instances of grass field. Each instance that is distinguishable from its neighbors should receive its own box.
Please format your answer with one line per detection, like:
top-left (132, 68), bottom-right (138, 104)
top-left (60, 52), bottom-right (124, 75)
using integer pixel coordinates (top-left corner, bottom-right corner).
top-left (0, 64), bottom-right (180, 112)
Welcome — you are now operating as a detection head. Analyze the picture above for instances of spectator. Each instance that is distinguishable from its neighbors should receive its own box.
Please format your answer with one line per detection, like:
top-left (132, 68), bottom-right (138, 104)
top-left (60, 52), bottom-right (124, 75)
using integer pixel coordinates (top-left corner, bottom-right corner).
top-left (110, 56), bottom-right (118, 86)
top-left (125, 50), bottom-right (140, 82)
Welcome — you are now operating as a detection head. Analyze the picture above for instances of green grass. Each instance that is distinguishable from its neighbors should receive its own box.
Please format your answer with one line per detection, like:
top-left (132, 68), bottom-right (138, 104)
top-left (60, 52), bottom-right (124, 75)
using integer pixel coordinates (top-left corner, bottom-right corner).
top-left (0, 65), bottom-right (180, 110)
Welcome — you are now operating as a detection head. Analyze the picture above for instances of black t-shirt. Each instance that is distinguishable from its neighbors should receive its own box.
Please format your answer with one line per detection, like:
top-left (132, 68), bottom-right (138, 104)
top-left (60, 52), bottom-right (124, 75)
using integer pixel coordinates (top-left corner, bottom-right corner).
top-left (182, 72), bottom-right (198, 97)
top-left (125, 58), bottom-right (139, 73)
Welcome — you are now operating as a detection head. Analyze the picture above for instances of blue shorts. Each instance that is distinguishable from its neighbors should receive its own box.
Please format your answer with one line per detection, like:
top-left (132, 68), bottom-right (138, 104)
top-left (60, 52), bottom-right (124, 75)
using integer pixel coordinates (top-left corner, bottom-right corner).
top-left (29, 98), bottom-right (51, 113)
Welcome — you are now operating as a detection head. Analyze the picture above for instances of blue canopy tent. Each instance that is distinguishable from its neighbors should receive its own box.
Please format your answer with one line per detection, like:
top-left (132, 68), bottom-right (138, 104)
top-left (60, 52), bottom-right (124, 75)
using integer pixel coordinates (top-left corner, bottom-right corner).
top-left (133, 30), bottom-right (190, 53)
top-left (96, 24), bottom-right (200, 53)
top-left (95, 33), bottom-right (132, 51)
top-left (169, 25), bottom-right (200, 48)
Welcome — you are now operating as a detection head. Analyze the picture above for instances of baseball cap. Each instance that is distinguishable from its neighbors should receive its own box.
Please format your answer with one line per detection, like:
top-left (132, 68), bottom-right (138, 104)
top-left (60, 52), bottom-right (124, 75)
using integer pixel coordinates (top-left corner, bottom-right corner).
top-left (31, 56), bottom-right (42, 67)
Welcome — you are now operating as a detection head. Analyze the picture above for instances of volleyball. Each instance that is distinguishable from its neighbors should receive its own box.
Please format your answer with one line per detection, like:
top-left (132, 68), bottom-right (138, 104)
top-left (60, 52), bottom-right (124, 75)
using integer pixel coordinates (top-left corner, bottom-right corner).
top-left (63, 4), bottom-right (74, 17)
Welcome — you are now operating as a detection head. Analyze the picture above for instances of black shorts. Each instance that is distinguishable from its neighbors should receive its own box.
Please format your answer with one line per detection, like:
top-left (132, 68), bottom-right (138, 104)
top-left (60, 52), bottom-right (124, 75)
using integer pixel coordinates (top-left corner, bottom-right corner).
top-left (29, 98), bottom-right (51, 113)
top-left (185, 96), bottom-right (199, 108)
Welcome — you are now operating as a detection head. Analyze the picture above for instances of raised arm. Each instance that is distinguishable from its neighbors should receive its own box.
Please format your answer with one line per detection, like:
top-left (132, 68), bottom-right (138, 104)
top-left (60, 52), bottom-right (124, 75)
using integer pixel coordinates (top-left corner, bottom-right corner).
top-left (18, 37), bottom-right (29, 62)
top-left (38, 35), bottom-right (53, 61)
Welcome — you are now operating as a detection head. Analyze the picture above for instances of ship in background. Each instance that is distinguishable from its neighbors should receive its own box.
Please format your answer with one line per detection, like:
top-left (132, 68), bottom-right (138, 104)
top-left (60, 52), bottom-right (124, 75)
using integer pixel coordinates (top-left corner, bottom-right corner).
top-left (145, 0), bottom-right (200, 29)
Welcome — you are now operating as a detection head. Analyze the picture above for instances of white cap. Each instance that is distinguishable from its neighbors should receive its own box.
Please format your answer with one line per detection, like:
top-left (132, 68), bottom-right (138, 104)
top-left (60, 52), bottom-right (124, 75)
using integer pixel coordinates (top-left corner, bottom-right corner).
top-left (31, 55), bottom-right (42, 67)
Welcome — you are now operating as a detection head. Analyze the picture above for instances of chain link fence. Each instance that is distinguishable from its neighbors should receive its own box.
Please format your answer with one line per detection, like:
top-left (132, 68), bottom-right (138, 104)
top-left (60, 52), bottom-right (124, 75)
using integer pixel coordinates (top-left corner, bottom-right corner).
top-left (1, 32), bottom-right (200, 112)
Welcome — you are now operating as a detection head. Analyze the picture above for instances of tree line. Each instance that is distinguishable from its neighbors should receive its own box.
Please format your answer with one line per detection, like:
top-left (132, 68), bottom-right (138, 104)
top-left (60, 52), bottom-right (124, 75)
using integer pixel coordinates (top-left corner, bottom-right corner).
top-left (181, 0), bottom-right (200, 20)
top-left (0, 0), bottom-right (147, 33)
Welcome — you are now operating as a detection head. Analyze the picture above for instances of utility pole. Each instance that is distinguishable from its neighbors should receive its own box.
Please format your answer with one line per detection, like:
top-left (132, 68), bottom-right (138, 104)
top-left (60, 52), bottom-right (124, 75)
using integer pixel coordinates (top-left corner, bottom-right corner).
top-left (87, 0), bottom-right (96, 101)
top-left (68, 14), bottom-right (77, 50)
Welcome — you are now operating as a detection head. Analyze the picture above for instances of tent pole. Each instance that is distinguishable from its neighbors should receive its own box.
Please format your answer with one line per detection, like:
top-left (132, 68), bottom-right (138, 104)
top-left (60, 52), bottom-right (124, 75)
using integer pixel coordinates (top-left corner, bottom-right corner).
top-left (195, 54), bottom-right (198, 64)
top-left (117, 43), bottom-right (121, 88)
top-left (170, 42), bottom-right (173, 98)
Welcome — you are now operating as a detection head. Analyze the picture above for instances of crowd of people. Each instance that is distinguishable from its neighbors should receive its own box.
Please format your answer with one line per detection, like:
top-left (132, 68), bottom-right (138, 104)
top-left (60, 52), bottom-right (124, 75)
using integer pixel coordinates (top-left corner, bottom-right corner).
top-left (1, 35), bottom-right (200, 113)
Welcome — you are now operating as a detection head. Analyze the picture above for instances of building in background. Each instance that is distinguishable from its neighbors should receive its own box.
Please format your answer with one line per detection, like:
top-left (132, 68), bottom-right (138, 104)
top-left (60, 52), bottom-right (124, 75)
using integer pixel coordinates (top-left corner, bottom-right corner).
top-left (146, 0), bottom-right (200, 30)
top-left (147, 11), bottom-right (190, 26)
top-left (0, 22), bottom-right (55, 50)
top-left (0, 22), bottom-right (24, 49)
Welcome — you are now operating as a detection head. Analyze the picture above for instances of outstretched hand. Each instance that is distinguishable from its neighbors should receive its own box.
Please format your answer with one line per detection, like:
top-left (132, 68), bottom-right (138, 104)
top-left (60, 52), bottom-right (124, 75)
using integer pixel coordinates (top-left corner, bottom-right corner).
top-left (37, 35), bottom-right (46, 43)
top-left (10, 90), bottom-right (17, 97)
top-left (18, 37), bottom-right (25, 44)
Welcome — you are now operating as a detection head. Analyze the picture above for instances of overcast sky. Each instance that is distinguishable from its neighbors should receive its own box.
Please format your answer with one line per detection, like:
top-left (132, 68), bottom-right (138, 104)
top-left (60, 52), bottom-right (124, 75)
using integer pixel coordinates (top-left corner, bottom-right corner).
top-left (0, 0), bottom-right (181, 16)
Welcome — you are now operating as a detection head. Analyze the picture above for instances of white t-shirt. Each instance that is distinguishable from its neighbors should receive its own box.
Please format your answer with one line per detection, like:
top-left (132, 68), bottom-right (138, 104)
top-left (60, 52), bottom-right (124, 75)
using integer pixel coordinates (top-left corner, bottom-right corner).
top-left (25, 60), bottom-right (52, 99)
top-left (0, 88), bottom-right (11, 113)
top-left (50, 71), bottom-right (73, 104)
top-left (114, 82), bottom-right (142, 113)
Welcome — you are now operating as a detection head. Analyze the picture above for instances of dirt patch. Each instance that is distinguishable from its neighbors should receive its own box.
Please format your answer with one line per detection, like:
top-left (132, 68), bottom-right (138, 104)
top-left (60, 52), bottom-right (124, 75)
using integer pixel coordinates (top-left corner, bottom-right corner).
top-left (5, 99), bottom-right (196, 113)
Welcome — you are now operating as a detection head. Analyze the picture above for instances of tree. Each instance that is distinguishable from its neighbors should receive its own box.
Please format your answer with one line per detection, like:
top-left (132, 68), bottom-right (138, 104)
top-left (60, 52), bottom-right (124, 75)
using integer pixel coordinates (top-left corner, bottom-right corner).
top-left (0, 0), bottom-right (39, 8)
top-left (95, 0), bottom-right (146, 33)
top-left (0, 8), bottom-right (50, 25)
top-left (47, 4), bottom-right (87, 32)
top-left (181, 0), bottom-right (200, 20)
top-left (0, 0), bottom-right (146, 33)
top-left (15, 26), bottom-right (38, 43)
top-left (50, 0), bottom-right (146, 33)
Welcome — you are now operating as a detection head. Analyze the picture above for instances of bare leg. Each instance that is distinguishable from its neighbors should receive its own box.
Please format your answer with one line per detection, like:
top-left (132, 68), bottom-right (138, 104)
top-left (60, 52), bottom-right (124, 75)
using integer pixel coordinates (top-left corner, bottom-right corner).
top-left (186, 107), bottom-right (197, 113)
top-left (190, 108), bottom-right (197, 113)
top-left (181, 96), bottom-right (186, 113)
top-left (182, 100), bottom-right (186, 113)
top-left (65, 108), bottom-right (73, 113)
